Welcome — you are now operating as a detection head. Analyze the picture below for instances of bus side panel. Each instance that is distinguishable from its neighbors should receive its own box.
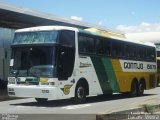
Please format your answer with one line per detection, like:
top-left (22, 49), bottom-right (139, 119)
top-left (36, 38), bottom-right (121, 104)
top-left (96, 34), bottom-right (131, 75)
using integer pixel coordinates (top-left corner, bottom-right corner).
top-left (91, 57), bottom-right (120, 94)
top-left (111, 59), bottom-right (157, 93)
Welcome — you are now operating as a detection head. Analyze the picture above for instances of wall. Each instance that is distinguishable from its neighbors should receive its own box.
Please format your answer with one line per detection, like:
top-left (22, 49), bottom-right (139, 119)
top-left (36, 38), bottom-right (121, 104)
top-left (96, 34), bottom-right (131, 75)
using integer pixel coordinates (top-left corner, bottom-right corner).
top-left (0, 27), bottom-right (15, 82)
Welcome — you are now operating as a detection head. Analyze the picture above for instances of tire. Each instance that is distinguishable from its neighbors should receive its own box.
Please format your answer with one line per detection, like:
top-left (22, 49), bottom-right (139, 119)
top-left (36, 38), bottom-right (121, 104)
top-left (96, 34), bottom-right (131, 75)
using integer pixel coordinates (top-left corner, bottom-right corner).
top-left (35, 98), bottom-right (48, 103)
top-left (0, 80), bottom-right (2, 89)
top-left (130, 81), bottom-right (138, 97)
top-left (157, 78), bottom-right (160, 87)
top-left (137, 82), bottom-right (144, 96)
top-left (74, 82), bottom-right (86, 104)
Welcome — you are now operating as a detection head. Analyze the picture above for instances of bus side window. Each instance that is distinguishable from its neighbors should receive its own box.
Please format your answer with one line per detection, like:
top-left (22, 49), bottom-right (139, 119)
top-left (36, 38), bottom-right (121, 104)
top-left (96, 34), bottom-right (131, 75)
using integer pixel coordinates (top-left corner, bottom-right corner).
top-left (105, 40), bottom-right (111, 56)
top-left (96, 38), bottom-right (104, 55)
top-left (151, 48), bottom-right (156, 61)
top-left (59, 30), bottom-right (75, 47)
top-left (86, 37), bottom-right (95, 54)
top-left (137, 47), bottom-right (141, 60)
top-left (112, 40), bottom-right (123, 58)
top-left (78, 34), bottom-right (95, 55)
top-left (146, 47), bottom-right (155, 61)
top-left (124, 44), bottom-right (132, 59)
top-left (78, 36), bottom-right (87, 53)
top-left (111, 41), bottom-right (116, 57)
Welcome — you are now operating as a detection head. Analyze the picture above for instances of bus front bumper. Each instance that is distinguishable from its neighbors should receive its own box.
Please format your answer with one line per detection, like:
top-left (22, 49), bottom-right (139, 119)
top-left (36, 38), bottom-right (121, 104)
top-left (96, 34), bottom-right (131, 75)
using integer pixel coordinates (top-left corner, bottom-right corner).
top-left (7, 84), bottom-right (58, 99)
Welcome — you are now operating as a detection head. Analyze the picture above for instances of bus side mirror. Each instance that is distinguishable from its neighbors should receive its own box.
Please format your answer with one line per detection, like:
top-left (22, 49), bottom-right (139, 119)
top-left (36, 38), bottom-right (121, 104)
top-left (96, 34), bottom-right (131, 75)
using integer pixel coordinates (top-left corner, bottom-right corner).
top-left (58, 51), bottom-right (65, 69)
top-left (60, 51), bottom-right (65, 58)
top-left (57, 48), bottom-right (66, 80)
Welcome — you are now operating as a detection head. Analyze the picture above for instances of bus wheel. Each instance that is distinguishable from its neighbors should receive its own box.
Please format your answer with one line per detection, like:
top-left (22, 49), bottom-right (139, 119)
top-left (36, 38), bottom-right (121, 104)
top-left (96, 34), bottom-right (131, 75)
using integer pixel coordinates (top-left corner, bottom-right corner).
top-left (130, 81), bottom-right (138, 97)
top-left (157, 78), bottom-right (160, 87)
top-left (35, 98), bottom-right (48, 103)
top-left (138, 82), bottom-right (144, 96)
top-left (74, 82), bottom-right (86, 104)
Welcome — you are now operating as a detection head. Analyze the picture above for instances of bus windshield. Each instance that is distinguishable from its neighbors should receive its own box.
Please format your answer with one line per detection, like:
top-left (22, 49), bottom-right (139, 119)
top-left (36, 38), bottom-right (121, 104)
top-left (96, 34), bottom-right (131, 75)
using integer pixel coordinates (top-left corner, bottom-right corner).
top-left (9, 46), bottom-right (56, 77)
top-left (13, 31), bottom-right (58, 44)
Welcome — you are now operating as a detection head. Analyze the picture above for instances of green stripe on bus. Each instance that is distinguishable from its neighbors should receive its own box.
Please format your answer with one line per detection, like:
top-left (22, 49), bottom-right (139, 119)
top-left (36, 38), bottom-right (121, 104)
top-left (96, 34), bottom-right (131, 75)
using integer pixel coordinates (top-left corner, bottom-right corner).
top-left (101, 58), bottom-right (120, 92)
top-left (91, 57), bottom-right (112, 94)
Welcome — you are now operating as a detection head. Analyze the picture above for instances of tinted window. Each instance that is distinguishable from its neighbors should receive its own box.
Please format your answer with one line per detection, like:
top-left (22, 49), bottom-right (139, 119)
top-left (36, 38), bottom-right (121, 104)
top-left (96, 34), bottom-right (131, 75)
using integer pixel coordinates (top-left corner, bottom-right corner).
top-left (96, 38), bottom-right (105, 55)
top-left (147, 47), bottom-right (156, 61)
top-left (78, 34), bottom-right (95, 54)
top-left (105, 40), bottom-right (112, 56)
top-left (124, 43), bottom-right (136, 58)
top-left (60, 30), bottom-right (75, 47)
top-left (112, 40), bottom-right (123, 57)
top-left (13, 31), bottom-right (58, 44)
top-left (96, 37), bottom-right (111, 56)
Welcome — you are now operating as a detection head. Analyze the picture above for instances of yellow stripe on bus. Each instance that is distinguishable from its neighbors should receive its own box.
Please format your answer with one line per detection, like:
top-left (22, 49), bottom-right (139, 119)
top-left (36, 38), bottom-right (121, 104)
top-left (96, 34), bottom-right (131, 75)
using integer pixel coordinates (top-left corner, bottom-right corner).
top-left (111, 59), bottom-right (156, 92)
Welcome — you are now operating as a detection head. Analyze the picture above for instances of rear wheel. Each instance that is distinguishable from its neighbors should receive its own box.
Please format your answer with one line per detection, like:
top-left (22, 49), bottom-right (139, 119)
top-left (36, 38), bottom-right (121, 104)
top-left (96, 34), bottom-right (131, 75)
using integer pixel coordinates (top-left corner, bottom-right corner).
top-left (130, 81), bottom-right (138, 97)
top-left (35, 98), bottom-right (48, 103)
top-left (138, 82), bottom-right (145, 96)
top-left (157, 77), bottom-right (160, 87)
top-left (74, 82), bottom-right (86, 104)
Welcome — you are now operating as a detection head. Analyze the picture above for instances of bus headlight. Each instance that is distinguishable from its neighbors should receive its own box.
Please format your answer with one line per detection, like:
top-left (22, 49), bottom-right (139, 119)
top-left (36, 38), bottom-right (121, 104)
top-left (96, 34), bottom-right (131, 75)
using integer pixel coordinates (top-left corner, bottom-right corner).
top-left (40, 82), bottom-right (49, 85)
top-left (40, 82), bottom-right (55, 86)
top-left (40, 78), bottom-right (55, 86)
top-left (8, 78), bottom-right (16, 84)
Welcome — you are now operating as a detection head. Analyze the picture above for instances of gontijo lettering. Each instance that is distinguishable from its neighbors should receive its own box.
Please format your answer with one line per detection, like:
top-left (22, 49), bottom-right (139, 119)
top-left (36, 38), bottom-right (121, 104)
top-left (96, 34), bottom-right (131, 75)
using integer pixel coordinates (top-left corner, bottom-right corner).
top-left (147, 64), bottom-right (156, 69)
top-left (124, 62), bottom-right (143, 69)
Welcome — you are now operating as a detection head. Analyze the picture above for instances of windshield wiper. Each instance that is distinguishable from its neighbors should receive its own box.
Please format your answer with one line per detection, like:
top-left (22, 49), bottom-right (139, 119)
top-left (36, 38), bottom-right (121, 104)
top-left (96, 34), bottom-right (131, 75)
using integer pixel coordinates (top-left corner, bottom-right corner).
top-left (29, 69), bottom-right (39, 77)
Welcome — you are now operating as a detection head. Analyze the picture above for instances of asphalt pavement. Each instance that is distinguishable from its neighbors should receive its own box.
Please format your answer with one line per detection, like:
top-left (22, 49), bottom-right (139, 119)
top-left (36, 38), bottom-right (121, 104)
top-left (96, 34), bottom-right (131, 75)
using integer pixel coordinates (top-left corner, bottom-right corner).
top-left (0, 87), bottom-right (160, 120)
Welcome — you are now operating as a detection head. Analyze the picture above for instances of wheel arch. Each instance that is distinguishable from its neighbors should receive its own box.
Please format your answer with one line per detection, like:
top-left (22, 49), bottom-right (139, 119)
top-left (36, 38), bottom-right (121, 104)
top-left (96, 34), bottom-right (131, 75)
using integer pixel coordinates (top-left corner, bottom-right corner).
top-left (157, 76), bottom-right (160, 87)
top-left (139, 77), bottom-right (146, 89)
top-left (132, 78), bottom-right (138, 86)
top-left (76, 77), bottom-right (89, 96)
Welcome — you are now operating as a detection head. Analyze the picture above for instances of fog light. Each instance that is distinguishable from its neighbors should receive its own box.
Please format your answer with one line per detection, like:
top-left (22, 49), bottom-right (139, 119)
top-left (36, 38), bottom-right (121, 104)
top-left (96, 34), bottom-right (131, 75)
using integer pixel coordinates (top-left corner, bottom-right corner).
top-left (8, 88), bottom-right (14, 92)
top-left (8, 78), bottom-right (15, 84)
top-left (50, 82), bottom-right (55, 86)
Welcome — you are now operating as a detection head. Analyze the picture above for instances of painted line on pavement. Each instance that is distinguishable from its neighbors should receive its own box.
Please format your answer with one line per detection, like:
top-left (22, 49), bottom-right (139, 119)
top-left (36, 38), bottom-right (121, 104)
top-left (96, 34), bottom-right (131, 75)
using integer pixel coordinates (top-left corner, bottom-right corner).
top-left (62, 104), bottom-right (91, 110)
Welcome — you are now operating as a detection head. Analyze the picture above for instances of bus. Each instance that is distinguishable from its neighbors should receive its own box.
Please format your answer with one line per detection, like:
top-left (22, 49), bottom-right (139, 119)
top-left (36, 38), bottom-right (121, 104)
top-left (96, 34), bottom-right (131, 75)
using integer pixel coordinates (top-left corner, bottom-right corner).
top-left (8, 26), bottom-right (157, 103)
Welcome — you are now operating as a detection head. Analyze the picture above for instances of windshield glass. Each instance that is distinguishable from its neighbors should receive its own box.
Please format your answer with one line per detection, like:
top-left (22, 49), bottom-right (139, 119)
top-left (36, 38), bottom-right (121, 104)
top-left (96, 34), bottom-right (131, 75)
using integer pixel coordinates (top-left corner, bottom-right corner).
top-left (9, 46), bottom-right (56, 77)
top-left (13, 31), bottom-right (58, 44)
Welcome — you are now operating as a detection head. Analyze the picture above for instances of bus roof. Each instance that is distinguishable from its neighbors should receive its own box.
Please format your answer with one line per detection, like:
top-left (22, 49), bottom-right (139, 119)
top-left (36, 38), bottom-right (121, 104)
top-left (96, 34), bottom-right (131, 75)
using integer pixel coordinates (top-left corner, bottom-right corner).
top-left (81, 28), bottom-right (126, 39)
top-left (79, 28), bottom-right (155, 47)
top-left (15, 26), bottom-right (79, 33)
top-left (15, 26), bottom-right (155, 47)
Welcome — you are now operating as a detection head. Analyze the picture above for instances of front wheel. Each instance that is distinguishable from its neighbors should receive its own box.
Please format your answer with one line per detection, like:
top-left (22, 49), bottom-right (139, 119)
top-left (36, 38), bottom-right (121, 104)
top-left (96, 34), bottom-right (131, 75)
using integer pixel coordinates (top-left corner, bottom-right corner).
top-left (35, 98), bottom-right (48, 103)
top-left (74, 83), bottom-right (86, 104)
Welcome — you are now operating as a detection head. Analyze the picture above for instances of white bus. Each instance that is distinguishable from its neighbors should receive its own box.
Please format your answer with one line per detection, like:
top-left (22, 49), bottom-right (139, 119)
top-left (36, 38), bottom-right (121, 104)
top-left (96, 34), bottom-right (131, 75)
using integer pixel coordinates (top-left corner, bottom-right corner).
top-left (8, 26), bottom-right (157, 103)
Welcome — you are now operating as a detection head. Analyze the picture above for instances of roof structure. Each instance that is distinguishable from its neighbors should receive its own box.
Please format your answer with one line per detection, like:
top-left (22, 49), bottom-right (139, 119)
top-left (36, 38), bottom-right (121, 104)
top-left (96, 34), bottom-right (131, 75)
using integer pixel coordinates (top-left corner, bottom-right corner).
top-left (0, 2), bottom-right (123, 35)
top-left (126, 32), bottom-right (160, 44)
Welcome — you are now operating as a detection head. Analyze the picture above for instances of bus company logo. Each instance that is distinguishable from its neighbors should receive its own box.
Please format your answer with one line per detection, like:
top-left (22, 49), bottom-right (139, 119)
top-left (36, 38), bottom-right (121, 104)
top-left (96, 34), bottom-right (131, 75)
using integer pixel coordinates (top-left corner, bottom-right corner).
top-left (61, 85), bottom-right (72, 95)
top-left (124, 62), bottom-right (143, 69)
top-left (120, 60), bottom-right (156, 72)
top-left (80, 62), bottom-right (92, 68)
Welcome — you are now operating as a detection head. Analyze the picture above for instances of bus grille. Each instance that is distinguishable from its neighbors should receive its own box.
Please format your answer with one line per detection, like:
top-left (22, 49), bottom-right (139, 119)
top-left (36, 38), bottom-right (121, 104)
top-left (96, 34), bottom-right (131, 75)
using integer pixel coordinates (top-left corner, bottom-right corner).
top-left (17, 78), bottom-right (39, 85)
top-left (17, 81), bottom-right (39, 85)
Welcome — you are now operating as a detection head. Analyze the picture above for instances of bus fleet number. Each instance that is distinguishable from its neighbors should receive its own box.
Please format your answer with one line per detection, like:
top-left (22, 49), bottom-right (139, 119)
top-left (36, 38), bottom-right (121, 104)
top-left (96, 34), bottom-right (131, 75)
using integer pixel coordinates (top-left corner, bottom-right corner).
top-left (42, 90), bottom-right (49, 93)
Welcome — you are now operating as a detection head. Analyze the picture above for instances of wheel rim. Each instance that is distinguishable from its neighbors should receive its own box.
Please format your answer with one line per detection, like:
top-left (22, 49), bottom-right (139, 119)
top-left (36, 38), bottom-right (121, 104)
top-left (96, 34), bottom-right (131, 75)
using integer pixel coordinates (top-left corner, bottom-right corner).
top-left (132, 83), bottom-right (137, 95)
top-left (139, 83), bottom-right (144, 93)
top-left (77, 86), bottom-right (85, 99)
